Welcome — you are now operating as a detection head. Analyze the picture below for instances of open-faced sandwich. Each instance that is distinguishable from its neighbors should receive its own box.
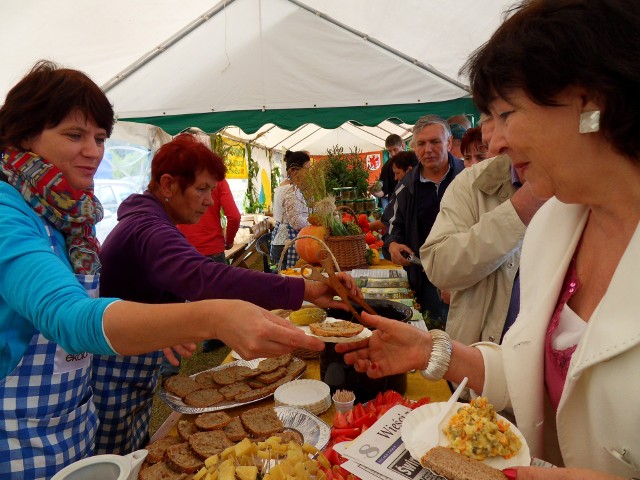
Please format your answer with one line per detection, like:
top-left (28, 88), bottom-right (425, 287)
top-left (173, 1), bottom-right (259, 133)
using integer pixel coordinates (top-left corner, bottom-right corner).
top-left (309, 320), bottom-right (364, 338)
top-left (420, 446), bottom-right (507, 480)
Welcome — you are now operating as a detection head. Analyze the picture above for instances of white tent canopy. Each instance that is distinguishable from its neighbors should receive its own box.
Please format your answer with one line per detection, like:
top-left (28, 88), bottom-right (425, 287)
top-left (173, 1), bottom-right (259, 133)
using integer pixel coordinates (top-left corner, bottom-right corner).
top-left (1, 0), bottom-right (515, 138)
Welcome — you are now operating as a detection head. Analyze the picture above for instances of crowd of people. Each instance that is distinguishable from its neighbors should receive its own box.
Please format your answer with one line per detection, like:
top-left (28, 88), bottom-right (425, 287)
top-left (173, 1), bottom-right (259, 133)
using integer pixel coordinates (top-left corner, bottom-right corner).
top-left (0, 0), bottom-right (638, 479)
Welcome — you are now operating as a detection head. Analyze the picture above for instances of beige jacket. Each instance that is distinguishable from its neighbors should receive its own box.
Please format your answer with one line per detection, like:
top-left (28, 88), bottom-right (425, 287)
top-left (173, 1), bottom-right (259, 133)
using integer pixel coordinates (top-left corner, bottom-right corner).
top-left (421, 155), bottom-right (525, 344)
top-left (476, 199), bottom-right (640, 475)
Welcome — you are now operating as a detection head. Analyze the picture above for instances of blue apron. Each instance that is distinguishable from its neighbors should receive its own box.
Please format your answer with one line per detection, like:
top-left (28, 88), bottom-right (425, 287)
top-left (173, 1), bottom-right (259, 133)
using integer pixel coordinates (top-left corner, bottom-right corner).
top-left (270, 221), bottom-right (300, 269)
top-left (91, 349), bottom-right (163, 454)
top-left (0, 222), bottom-right (99, 480)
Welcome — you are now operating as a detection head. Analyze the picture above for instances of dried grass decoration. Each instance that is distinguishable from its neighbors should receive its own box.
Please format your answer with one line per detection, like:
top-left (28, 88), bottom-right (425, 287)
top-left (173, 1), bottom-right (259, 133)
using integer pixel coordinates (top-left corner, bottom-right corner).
top-left (279, 160), bottom-right (368, 271)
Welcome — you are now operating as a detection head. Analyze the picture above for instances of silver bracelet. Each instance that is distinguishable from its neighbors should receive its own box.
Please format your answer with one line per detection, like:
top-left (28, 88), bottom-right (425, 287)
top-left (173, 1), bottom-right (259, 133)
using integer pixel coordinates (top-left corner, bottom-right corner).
top-left (420, 329), bottom-right (452, 381)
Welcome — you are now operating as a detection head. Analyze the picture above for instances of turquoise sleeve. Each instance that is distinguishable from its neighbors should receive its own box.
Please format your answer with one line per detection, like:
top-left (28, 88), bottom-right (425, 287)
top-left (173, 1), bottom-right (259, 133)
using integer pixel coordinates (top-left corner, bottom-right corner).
top-left (0, 186), bottom-right (118, 378)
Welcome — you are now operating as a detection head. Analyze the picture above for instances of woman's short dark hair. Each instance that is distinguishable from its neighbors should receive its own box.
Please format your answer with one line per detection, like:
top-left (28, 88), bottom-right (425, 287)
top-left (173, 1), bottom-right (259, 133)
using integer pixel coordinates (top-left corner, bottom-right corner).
top-left (390, 151), bottom-right (418, 171)
top-left (149, 134), bottom-right (226, 192)
top-left (460, 127), bottom-right (484, 156)
top-left (284, 150), bottom-right (310, 172)
top-left (463, 0), bottom-right (640, 160)
top-left (0, 60), bottom-right (115, 148)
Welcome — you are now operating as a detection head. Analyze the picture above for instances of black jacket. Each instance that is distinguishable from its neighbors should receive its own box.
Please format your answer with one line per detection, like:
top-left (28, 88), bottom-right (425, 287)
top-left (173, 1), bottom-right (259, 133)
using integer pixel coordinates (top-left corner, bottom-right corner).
top-left (385, 153), bottom-right (464, 314)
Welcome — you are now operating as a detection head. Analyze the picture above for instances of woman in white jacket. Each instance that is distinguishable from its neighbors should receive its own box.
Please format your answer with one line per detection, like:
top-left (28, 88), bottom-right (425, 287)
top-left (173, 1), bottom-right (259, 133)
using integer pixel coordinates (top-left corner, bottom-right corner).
top-left (336, 1), bottom-right (640, 478)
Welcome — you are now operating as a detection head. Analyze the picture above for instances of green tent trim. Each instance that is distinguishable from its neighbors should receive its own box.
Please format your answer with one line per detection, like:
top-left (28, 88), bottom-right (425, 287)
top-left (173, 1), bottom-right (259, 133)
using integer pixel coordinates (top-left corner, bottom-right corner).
top-left (121, 97), bottom-right (478, 136)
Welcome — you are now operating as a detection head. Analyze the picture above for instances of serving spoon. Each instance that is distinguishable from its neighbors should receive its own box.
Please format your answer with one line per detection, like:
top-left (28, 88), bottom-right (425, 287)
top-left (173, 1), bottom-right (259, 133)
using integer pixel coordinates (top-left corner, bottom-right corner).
top-left (410, 376), bottom-right (469, 456)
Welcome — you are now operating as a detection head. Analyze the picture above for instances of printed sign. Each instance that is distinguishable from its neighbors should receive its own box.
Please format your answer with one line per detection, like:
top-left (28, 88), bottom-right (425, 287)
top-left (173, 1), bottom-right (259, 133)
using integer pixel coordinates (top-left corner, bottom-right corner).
top-left (223, 138), bottom-right (247, 179)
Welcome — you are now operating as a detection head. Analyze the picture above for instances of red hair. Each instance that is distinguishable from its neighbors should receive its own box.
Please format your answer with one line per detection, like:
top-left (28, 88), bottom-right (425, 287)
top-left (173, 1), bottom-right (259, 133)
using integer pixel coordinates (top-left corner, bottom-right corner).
top-left (460, 127), bottom-right (484, 156)
top-left (149, 133), bottom-right (226, 191)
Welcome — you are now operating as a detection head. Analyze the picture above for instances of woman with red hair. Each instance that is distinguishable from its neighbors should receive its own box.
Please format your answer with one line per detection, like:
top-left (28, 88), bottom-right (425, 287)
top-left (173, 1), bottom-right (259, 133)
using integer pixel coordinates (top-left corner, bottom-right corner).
top-left (96, 133), bottom-right (356, 455)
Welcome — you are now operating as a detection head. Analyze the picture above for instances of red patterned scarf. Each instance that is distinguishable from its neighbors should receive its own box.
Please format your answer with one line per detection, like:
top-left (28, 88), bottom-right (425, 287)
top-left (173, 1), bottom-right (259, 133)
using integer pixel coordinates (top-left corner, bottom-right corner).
top-left (0, 147), bottom-right (103, 275)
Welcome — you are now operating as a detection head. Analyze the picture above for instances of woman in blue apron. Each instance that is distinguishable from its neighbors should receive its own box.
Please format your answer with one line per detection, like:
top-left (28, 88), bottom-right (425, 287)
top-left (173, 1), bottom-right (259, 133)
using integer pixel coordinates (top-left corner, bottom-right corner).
top-left (0, 61), bottom-right (328, 479)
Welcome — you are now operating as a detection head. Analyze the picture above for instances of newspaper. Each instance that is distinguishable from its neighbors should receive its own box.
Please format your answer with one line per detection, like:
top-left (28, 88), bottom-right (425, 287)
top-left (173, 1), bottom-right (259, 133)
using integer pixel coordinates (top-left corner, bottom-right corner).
top-left (335, 405), bottom-right (444, 480)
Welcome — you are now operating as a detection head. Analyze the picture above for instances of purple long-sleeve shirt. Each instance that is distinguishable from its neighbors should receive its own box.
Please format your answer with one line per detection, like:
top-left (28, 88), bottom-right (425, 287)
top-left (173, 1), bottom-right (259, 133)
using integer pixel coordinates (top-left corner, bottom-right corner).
top-left (99, 191), bottom-right (305, 309)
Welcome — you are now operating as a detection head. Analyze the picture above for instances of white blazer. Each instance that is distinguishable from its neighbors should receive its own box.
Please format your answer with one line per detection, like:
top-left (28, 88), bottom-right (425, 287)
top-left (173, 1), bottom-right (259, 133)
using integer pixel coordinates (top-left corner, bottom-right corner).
top-left (475, 198), bottom-right (640, 476)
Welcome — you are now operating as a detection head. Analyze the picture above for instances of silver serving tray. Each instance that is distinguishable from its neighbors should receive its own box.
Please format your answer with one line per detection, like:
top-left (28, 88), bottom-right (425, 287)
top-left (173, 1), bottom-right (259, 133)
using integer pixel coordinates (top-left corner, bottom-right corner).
top-left (159, 358), bottom-right (306, 414)
top-left (274, 405), bottom-right (331, 450)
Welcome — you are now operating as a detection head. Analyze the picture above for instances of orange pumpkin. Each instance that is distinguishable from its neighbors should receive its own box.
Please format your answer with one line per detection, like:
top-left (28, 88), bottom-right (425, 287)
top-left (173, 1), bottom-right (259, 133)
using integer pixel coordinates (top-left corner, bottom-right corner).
top-left (295, 225), bottom-right (328, 264)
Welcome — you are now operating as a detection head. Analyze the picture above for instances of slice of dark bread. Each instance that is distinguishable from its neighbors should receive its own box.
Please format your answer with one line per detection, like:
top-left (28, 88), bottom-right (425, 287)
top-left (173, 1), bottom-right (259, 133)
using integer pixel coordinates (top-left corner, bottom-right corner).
top-left (273, 430), bottom-right (304, 445)
top-left (145, 435), bottom-right (183, 464)
top-left (211, 366), bottom-right (238, 385)
top-left (255, 366), bottom-right (288, 385)
top-left (420, 446), bottom-right (507, 480)
top-left (258, 354), bottom-right (292, 373)
top-left (240, 407), bottom-right (284, 438)
top-left (223, 417), bottom-right (247, 442)
top-left (164, 375), bottom-right (202, 399)
top-left (138, 461), bottom-right (191, 480)
top-left (194, 411), bottom-right (233, 431)
top-left (286, 358), bottom-right (307, 378)
top-left (235, 365), bottom-right (261, 380)
top-left (219, 381), bottom-right (252, 400)
top-left (247, 379), bottom-right (267, 389)
top-left (165, 442), bottom-right (204, 474)
top-left (194, 370), bottom-right (221, 389)
top-left (188, 430), bottom-right (233, 460)
top-left (183, 388), bottom-right (224, 408)
top-left (233, 385), bottom-right (272, 403)
top-left (177, 420), bottom-right (200, 441)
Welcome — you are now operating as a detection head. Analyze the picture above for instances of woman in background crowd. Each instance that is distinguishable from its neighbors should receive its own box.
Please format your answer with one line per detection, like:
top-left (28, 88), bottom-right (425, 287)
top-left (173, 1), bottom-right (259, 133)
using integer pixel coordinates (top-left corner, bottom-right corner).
top-left (0, 62), bottom-right (328, 479)
top-left (338, 0), bottom-right (640, 477)
top-left (270, 150), bottom-right (311, 269)
top-left (460, 126), bottom-right (489, 168)
top-left (96, 135), bottom-right (356, 455)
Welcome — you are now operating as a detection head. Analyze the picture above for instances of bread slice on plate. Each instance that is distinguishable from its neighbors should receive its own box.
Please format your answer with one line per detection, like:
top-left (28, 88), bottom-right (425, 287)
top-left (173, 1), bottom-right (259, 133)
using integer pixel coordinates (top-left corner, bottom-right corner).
top-left (183, 388), bottom-right (224, 408)
top-left (144, 436), bottom-right (183, 464)
top-left (309, 320), bottom-right (364, 338)
top-left (223, 417), bottom-right (247, 442)
top-left (194, 411), bottom-right (233, 430)
top-left (218, 381), bottom-right (252, 400)
top-left (420, 446), bottom-right (507, 480)
top-left (257, 353), bottom-right (292, 373)
top-left (165, 442), bottom-right (204, 474)
top-left (138, 461), bottom-right (188, 480)
top-left (164, 375), bottom-right (202, 398)
top-left (177, 419), bottom-right (199, 441)
top-left (240, 406), bottom-right (284, 438)
top-left (188, 430), bottom-right (232, 460)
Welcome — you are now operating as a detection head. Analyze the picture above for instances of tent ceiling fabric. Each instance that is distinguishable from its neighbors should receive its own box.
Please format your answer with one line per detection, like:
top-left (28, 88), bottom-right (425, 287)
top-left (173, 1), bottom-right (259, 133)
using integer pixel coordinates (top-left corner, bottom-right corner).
top-left (1, 0), bottom-right (514, 137)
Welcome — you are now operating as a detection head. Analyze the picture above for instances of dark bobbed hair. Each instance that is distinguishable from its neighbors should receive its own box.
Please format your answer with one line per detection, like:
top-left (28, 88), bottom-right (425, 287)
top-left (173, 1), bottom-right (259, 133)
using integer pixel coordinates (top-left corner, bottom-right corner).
top-left (460, 127), bottom-right (484, 156)
top-left (385, 134), bottom-right (404, 148)
top-left (0, 60), bottom-right (114, 148)
top-left (284, 150), bottom-right (310, 171)
top-left (463, 0), bottom-right (640, 160)
top-left (149, 134), bottom-right (226, 192)
top-left (390, 151), bottom-right (419, 171)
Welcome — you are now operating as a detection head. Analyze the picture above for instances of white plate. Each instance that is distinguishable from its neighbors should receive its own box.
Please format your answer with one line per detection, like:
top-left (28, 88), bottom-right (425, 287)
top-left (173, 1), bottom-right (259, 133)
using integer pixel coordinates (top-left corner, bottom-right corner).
top-left (159, 358), bottom-right (306, 414)
top-left (275, 405), bottom-right (331, 450)
top-left (299, 317), bottom-right (372, 343)
top-left (275, 379), bottom-right (330, 407)
top-left (401, 401), bottom-right (531, 470)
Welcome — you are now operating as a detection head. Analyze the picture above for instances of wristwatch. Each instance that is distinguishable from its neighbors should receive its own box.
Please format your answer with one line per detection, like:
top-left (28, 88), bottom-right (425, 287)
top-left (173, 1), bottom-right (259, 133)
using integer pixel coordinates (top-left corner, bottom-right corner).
top-left (420, 329), bottom-right (452, 381)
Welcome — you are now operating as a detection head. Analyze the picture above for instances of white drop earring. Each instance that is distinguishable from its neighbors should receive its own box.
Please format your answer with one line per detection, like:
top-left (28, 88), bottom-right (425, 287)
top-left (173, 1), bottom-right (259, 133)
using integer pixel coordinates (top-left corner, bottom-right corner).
top-left (579, 110), bottom-right (600, 134)
top-left (164, 197), bottom-right (169, 202)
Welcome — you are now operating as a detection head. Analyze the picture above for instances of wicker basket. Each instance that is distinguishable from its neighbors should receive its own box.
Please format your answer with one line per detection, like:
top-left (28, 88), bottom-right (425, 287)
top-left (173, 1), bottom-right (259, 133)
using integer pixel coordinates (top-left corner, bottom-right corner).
top-left (325, 234), bottom-right (368, 271)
